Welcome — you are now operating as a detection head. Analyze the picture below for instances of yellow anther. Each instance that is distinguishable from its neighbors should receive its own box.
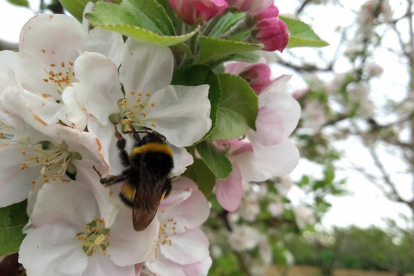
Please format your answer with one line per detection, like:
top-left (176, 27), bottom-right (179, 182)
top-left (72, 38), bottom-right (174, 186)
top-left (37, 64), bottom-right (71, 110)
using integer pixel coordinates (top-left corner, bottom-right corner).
top-left (136, 98), bottom-right (141, 103)
top-left (138, 92), bottom-right (143, 96)
top-left (151, 102), bottom-right (155, 107)
top-left (146, 92), bottom-right (151, 97)
top-left (31, 180), bottom-right (36, 185)
top-left (139, 121), bottom-right (144, 125)
top-left (142, 112), bottom-right (147, 117)
top-left (50, 63), bottom-right (56, 67)
top-left (151, 123), bottom-right (157, 127)
top-left (130, 90), bottom-right (135, 95)
top-left (69, 61), bottom-right (74, 66)
top-left (21, 150), bottom-right (26, 155)
top-left (61, 62), bottom-right (65, 67)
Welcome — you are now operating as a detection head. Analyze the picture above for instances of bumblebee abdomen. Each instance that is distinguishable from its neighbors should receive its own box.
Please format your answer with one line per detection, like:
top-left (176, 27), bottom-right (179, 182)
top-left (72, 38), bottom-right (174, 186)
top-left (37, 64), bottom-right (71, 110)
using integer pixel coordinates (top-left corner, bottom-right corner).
top-left (120, 182), bottom-right (137, 207)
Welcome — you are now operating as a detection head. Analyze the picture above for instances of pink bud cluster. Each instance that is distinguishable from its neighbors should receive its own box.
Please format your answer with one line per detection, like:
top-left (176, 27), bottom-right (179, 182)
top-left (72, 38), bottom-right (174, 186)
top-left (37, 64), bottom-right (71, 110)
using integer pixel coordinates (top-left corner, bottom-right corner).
top-left (169, 0), bottom-right (228, 25)
top-left (254, 5), bottom-right (289, 52)
top-left (226, 0), bottom-right (273, 13)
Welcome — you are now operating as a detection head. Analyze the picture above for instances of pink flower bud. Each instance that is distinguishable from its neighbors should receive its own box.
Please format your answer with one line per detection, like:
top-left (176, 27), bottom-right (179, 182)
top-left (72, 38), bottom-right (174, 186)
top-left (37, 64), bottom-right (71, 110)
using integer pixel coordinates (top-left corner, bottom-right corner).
top-left (169, 0), bottom-right (228, 25)
top-left (255, 13), bottom-right (289, 52)
top-left (226, 0), bottom-right (273, 13)
top-left (257, 4), bottom-right (279, 20)
top-left (225, 62), bottom-right (273, 94)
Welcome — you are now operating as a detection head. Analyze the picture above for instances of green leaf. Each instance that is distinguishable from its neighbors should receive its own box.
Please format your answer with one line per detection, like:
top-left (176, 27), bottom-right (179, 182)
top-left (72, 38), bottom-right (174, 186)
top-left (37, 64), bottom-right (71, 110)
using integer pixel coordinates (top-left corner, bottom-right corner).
top-left (172, 65), bottom-right (222, 140)
top-left (87, 0), bottom-right (198, 46)
top-left (154, 0), bottom-right (177, 24)
top-left (324, 166), bottom-right (335, 183)
top-left (6, 0), bottom-right (29, 7)
top-left (183, 159), bottom-right (216, 196)
top-left (198, 36), bottom-right (263, 65)
top-left (208, 12), bottom-right (245, 38)
top-left (207, 74), bottom-right (258, 140)
top-left (280, 16), bottom-right (329, 48)
top-left (195, 141), bottom-right (232, 179)
top-left (59, 0), bottom-right (94, 21)
top-left (0, 201), bottom-right (28, 256)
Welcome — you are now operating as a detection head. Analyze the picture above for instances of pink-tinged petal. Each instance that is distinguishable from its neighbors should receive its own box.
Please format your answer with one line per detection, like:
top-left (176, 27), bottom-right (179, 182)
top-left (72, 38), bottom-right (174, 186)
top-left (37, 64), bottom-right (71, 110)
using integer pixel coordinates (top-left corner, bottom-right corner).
top-left (160, 228), bottom-right (209, 265)
top-left (0, 143), bottom-right (42, 207)
top-left (181, 257), bottom-right (212, 276)
top-left (215, 163), bottom-right (243, 212)
top-left (77, 28), bottom-right (125, 67)
top-left (146, 253), bottom-right (186, 276)
top-left (234, 137), bottom-right (299, 182)
top-left (170, 0), bottom-right (227, 25)
top-left (19, 14), bottom-right (85, 67)
top-left (120, 40), bottom-right (174, 99)
top-left (107, 209), bottom-right (160, 266)
top-left (226, 0), bottom-right (273, 13)
top-left (19, 224), bottom-right (88, 276)
top-left (159, 188), bottom-right (191, 209)
top-left (144, 85), bottom-right (211, 147)
top-left (224, 62), bottom-right (249, 76)
top-left (82, 254), bottom-right (135, 276)
top-left (255, 75), bottom-right (301, 144)
top-left (135, 263), bottom-right (144, 276)
top-left (69, 52), bottom-right (122, 126)
top-left (31, 180), bottom-right (98, 230)
top-left (158, 189), bottom-right (210, 234)
top-left (169, 143), bottom-right (194, 177)
top-left (172, 177), bottom-right (200, 192)
top-left (74, 160), bottom-right (119, 228)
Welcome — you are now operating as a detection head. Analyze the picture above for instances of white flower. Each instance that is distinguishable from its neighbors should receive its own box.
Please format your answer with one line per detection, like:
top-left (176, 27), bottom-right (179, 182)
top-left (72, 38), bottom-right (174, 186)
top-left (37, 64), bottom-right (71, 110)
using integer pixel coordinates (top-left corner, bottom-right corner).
top-left (19, 180), bottom-right (158, 276)
top-left (228, 225), bottom-right (261, 252)
top-left (302, 99), bottom-right (327, 131)
top-left (268, 202), bottom-right (284, 217)
top-left (61, 40), bottom-right (211, 174)
top-left (0, 13), bottom-right (124, 125)
top-left (144, 177), bottom-right (212, 276)
top-left (276, 175), bottom-right (293, 196)
top-left (347, 82), bottom-right (370, 102)
top-left (367, 63), bottom-right (384, 77)
top-left (293, 205), bottom-right (315, 230)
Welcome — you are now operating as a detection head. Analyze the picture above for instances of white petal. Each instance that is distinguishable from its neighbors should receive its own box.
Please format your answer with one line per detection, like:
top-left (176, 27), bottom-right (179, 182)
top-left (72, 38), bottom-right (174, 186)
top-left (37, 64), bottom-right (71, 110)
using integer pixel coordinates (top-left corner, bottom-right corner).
top-left (169, 143), bottom-right (194, 177)
top-left (19, 224), bottom-right (88, 276)
top-left (56, 124), bottom-right (108, 169)
top-left (158, 189), bottom-right (209, 234)
top-left (77, 28), bottom-right (125, 67)
top-left (0, 142), bottom-right (42, 207)
top-left (120, 40), bottom-right (174, 96)
top-left (107, 209), bottom-right (160, 266)
top-left (181, 257), bottom-right (212, 276)
top-left (70, 52), bottom-right (122, 125)
top-left (59, 86), bottom-right (88, 131)
top-left (74, 160), bottom-right (120, 228)
top-left (160, 228), bottom-right (209, 265)
top-left (145, 85), bottom-right (211, 147)
top-left (31, 180), bottom-right (98, 230)
top-left (146, 253), bottom-right (186, 276)
top-left (82, 254), bottom-right (135, 276)
top-left (234, 137), bottom-right (300, 182)
top-left (19, 14), bottom-right (85, 67)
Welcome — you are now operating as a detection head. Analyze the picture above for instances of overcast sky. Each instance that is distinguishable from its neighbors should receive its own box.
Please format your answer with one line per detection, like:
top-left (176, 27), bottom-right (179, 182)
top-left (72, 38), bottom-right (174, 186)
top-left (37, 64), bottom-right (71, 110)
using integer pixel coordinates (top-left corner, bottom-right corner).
top-left (0, 0), bottom-right (412, 230)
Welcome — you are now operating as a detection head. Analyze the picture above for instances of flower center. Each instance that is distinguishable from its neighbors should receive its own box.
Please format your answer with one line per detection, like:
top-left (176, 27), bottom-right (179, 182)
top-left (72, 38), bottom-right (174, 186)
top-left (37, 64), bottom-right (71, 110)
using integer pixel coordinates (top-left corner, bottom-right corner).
top-left (118, 91), bottom-right (158, 130)
top-left (77, 218), bottom-right (110, 256)
top-left (158, 216), bottom-right (188, 247)
top-left (0, 123), bottom-right (15, 144)
top-left (20, 143), bottom-right (74, 184)
top-left (42, 61), bottom-right (76, 96)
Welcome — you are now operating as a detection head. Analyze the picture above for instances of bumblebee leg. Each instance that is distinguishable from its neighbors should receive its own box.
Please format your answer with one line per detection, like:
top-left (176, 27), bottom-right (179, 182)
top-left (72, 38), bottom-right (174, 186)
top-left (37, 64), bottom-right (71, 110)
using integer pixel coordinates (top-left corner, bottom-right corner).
top-left (128, 123), bottom-right (142, 143)
top-left (163, 178), bottom-right (173, 198)
top-left (114, 124), bottom-right (130, 167)
top-left (99, 174), bottom-right (127, 187)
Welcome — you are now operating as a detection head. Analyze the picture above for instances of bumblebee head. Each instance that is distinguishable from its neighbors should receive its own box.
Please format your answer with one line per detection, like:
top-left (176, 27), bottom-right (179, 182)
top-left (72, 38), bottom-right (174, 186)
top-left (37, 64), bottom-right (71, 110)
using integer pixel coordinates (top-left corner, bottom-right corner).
top-left (141, 132), bottom-right (166, 145)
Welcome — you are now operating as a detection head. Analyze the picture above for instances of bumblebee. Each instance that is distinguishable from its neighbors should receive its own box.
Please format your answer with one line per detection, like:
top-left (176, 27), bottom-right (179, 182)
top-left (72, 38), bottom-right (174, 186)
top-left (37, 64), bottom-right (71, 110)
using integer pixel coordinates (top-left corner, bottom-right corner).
top-left (94, 124), bottom-right (173, 231)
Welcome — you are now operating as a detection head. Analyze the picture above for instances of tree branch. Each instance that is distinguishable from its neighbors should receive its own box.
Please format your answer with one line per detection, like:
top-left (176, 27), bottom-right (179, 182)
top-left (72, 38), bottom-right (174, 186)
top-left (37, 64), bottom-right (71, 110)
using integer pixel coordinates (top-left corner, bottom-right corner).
top-left (0, 40), bottom-right (18, 51)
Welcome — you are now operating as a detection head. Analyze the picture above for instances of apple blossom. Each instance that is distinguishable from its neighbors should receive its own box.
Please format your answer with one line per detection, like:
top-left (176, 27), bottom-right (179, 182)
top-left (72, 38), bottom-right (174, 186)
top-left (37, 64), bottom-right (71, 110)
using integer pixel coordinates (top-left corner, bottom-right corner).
top-left (254, 5), bottom-right (289, 52)
top-left (293, 205), bottom-right (315, 230)
top-left (228, 225), bottom-right (260, 251)
top-left (169, 0), bottom-right (228, 25)
top-left (143, 177), bottom-right (211, 276)
top-left (19, 180), bottom-right (159, 276)
top-left (367, 63), bottom-right (384, 77)
top-left (0, 13), bottom-right (124, 126)
top-left (60, 39), bottom-right (211, 174)
top-left (226, 0), bottom-right (273, 13)
top-left (225, 62), bottom-right (273, 94)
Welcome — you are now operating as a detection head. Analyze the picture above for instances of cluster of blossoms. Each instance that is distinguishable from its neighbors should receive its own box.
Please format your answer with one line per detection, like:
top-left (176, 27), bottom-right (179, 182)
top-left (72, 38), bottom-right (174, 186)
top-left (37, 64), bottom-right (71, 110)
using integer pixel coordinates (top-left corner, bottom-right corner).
top-left (0, 0), bottom-right (304, 274)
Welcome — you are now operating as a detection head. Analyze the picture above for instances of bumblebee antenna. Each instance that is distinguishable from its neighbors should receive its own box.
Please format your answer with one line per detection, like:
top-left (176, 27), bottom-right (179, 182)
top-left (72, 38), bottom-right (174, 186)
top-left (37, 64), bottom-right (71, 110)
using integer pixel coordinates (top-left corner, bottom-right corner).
top-left (93, 166), bottom-right (102, 178)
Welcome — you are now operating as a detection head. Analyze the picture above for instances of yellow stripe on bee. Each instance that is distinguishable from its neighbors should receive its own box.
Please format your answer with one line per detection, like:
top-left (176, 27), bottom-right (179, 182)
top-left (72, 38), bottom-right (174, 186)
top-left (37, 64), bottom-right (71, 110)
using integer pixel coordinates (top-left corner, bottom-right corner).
top-left (132, 143), bottom-right (173, 157)
top-left (121, 182), bottom-right (136, 202)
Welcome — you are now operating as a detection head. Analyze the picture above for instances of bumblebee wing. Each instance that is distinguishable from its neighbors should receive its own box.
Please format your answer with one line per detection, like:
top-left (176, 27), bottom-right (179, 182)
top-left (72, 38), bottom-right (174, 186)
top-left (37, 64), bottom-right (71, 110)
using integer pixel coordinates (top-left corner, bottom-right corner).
top-left (132, 163), bottom-right (166, 231)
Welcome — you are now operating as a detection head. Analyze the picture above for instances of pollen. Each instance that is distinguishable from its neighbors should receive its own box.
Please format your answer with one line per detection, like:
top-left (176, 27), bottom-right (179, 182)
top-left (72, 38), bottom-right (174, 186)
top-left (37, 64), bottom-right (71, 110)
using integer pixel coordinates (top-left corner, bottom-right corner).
top-left (139, 121), bottom-right (144, 125)
top-left (119, 99), bottom-right (127, 106)
top-left (21, 150), bottom-right (26, 155)
top-left (146, 92), bottom-right (151, 97)
top-left (50, 63), bottom-right (56, 67)
top-left (133, 104), bottom-right (138, 108)
top-left (130, 90), bottom-right (135, 95)
top-left (43, 78), bottom-right (49, 82)
top-left (151, 102), bottom-right (156, 107)
top-left (79, 219), bottom-right (110, 257)
top-left (138, 92), bottom-right (143, 96)
top-left (142, 112), bottom-right (147, 117)
top-left (151, 123), bottom-right (157, 127)
top-left (136, 98), bottom-right (141, 103)
top-left (69, 62), bottom-right (74, 66)
top-left (31, 180), bottom-right (36, 185)
top-left (61, 62), bottom-right (65, 67)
